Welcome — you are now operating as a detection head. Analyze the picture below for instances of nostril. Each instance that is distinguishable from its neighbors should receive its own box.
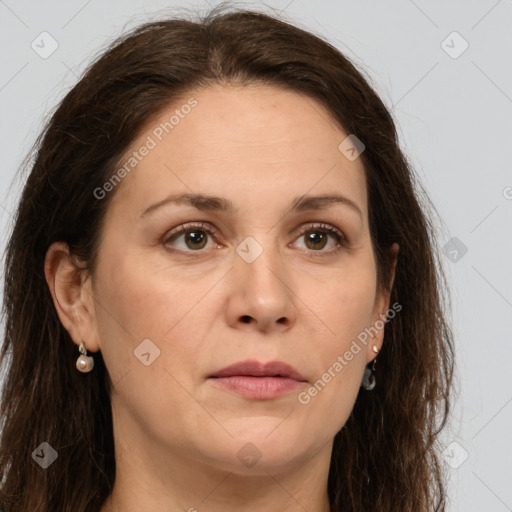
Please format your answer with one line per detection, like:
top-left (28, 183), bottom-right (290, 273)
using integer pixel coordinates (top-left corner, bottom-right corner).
top-left (241, 315), bottom-right (252, 323)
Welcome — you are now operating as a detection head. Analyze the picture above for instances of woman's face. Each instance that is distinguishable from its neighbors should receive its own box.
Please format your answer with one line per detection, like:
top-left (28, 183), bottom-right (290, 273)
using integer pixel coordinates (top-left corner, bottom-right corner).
top-left (75, 84), bottom-right (395, 475)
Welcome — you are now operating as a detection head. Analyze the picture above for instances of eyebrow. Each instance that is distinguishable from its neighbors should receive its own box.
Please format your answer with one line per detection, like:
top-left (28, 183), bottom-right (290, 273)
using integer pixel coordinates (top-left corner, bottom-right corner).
top-left (139, 192), bottom-right (363, 221)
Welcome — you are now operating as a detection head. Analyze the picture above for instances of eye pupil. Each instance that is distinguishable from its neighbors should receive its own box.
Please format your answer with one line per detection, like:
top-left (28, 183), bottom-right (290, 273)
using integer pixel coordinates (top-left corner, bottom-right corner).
top-left (185, 230), bottom-right (207, 249)
top-left (305, 231), bottom-right (327, 250)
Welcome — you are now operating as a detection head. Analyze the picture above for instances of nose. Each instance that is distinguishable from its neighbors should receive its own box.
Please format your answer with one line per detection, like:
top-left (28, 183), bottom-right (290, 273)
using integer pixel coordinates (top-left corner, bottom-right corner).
top-left (224, 240), bottom-right (297, 333)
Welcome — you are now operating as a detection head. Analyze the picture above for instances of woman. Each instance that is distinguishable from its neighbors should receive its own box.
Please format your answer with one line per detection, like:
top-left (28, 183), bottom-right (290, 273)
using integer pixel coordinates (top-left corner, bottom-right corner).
top-left (0, 5), bottom-right (454, 511)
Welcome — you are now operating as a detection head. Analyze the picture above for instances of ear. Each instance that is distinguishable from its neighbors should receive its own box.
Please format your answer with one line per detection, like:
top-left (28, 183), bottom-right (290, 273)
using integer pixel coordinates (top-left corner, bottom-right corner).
top-left (366, 242), bottom-right (399, 362)
top-left (44, 241), bottom-right (101, 353)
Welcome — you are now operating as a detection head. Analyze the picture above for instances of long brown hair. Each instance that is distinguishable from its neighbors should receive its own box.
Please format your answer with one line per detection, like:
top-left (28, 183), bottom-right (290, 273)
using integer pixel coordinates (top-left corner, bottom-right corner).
top-left (0, 4), bottom-right (455, 511)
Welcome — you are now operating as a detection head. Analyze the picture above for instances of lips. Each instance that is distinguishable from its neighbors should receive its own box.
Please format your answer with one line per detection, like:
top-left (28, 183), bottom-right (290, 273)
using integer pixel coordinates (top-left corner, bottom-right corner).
top-left (208, 360), bottom-right (307, 400)
top-left (209, 360), bottom-right (307, 382)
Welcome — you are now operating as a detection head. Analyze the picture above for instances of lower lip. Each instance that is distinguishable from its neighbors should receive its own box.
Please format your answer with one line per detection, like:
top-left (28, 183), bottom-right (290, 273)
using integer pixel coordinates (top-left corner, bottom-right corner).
top-left (209, 376), bottom-right (304, 399)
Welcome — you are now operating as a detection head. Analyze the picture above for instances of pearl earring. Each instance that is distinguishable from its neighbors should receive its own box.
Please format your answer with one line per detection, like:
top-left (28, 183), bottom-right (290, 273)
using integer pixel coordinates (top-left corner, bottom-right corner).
top-left (76, 342), bottom-right (94, 373)
top-left (361, 345), bottom-right (379, 391)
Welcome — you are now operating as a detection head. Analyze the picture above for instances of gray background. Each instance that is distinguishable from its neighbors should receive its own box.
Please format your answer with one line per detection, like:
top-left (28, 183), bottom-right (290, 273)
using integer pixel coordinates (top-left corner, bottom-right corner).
top-left (1, 1), bottom-right (511, 510)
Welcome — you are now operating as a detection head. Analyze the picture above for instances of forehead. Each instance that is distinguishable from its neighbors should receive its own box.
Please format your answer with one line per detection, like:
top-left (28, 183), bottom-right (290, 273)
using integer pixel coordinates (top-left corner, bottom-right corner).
top-left (107, 84), bottom-right (368, 221)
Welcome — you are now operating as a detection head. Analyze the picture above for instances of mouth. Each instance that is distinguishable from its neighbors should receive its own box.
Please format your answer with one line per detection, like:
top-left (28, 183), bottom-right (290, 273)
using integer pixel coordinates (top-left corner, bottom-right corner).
top-left (208, 360), bottom-right (307, 400)
top-left (209, 359), bottom-right (307, 381)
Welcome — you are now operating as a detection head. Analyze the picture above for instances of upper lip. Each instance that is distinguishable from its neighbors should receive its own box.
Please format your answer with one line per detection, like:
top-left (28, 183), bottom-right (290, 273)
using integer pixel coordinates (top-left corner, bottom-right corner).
top-left (210, 360), bottom-right (307, 382)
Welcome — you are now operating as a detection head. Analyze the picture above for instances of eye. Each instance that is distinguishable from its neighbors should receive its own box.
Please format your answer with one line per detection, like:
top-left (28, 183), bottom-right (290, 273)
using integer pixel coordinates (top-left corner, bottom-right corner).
top-left (163, 222), bottom-right (219, 252)
top-left (291, 223), bottom-right (346, 255)
top-left (162, 221), bottom-right (346, 256)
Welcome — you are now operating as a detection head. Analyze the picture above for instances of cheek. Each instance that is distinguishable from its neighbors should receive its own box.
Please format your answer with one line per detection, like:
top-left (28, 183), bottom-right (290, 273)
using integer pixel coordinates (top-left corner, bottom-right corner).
top-left (310, 259), bottom-right (377, 347)
top-left (297, 289), bottom-right (372, 436)
top-left (96, 246), bottom-right (210, 334)
top-left (93, 247), bottom-right (225, 383)
top-left (294, 260), bottom-right (376, 425)
top-left (92, 253), bottom-right (211, 436)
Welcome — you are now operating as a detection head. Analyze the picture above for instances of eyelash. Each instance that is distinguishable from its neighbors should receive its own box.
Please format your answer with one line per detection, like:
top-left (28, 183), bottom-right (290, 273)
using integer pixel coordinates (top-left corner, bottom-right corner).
top-left (162, 221), bottom-right (347, 257)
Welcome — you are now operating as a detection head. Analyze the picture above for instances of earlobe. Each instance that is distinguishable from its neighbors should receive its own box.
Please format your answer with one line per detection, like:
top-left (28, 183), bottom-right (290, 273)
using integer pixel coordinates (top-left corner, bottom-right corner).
top-left (44, 241), bottom-right (101, 352)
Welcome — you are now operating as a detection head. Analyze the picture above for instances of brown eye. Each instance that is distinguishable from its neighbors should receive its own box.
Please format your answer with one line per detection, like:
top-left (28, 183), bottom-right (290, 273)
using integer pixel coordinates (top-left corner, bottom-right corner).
top-left (291, 223), bottom-right (346, 256)
top-left (303, 230), bottom-right (328, 250)
top-left (163, 222), bottom-right (218, 253)
top-left (183, 230), bottom-right (208, 250)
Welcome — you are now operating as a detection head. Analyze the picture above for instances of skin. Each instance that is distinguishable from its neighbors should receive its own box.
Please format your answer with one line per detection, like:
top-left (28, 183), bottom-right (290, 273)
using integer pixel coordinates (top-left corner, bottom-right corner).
top-left (45, 84), bottom-right (398, 512)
